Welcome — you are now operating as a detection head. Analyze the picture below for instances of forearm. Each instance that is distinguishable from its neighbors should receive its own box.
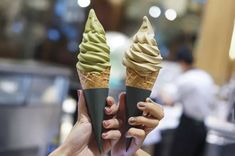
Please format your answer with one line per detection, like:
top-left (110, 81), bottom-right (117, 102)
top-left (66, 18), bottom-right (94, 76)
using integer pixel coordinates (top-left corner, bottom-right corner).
top-left (133, 149), bottom-right (150, 156)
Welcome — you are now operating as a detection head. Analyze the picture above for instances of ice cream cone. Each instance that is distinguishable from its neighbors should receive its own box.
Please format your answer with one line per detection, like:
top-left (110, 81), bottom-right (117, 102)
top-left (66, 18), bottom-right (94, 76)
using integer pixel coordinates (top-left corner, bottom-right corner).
top-left (126, 67), bottom-right (160, 90)
top-left (123, 16), bottom-right (162, 150)
top-left (125, 68), bottom-right (160, 150)
top-left (78, 68), bottom-right (110, 89)
top-left (76, 9), bottom-right (111, 153)
top-left (77, 68), bottom-right (110, 153)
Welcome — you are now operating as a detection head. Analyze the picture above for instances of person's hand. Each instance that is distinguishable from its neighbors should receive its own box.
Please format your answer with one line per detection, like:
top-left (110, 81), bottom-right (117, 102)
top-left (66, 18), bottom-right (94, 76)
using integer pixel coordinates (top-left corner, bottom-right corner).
top-left (49, 90), bottom-right (121, 156)
top-left (85, 92), bottom-right (121, 156)
top-left (111, 92), bottom-right (164, 156)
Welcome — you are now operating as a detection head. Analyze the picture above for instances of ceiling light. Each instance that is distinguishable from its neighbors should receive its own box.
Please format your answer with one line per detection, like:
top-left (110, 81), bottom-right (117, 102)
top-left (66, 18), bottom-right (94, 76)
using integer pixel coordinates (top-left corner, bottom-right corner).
top-left (165, 9), bottom-right (177, 21)
top-left (149, 6), bottom-right (161, 18)
top-left (77, 0), bottom-right (91, 8)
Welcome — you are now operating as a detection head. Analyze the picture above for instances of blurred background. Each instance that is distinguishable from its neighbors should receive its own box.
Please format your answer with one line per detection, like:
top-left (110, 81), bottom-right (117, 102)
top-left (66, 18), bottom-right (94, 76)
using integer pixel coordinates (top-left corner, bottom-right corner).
top-left (0, 0), bottom-right (234, 156)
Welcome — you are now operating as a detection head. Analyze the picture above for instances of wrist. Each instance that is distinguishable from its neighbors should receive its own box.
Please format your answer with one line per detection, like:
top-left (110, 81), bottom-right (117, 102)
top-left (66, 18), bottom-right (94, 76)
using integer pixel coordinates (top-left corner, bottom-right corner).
top-left (133, 149), bottom-right (150, 156)
top-left (49, 144), bottom-right (74, 156)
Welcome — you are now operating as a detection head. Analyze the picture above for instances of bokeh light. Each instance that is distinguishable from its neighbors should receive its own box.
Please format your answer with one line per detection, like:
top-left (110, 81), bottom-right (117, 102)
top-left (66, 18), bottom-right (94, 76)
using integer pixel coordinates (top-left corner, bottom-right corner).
top-left (77, 0), bottom-right (90, 8)
top-left (149, 6), bottom-right (161, 18)
top-left (165, 9), bottom-right (177, 21)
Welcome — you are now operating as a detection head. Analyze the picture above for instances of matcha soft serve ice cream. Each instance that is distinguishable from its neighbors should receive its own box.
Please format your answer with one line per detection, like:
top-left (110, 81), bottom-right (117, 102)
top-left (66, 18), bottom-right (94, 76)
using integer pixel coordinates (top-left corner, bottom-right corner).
top-left (77, 10), bottom-right (110, 73)
top-left (77, 9), bottom-right (111, 89)
top-left (76, 9), bottom-right (111, 153)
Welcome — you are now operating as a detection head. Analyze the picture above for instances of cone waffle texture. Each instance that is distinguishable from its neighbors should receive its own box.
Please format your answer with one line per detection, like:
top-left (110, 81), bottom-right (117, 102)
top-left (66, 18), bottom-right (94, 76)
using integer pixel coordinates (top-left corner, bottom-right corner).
top-left (78, 68), bottom-right (110, 89)
top-left (126, 68), bottom-right (160, 90)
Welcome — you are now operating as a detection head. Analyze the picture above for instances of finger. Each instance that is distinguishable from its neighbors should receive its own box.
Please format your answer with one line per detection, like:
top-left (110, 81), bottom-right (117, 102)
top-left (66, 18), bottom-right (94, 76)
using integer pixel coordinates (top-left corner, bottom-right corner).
top-left (106, 96), bottom-right (116, 106)
top-left (103, 118), bottom-right (120, 129)
top-left (126, 128), bottom-right (146, 144)
top-left (78, 90), bottom-right (85, 112)
top-left (102, 130), bottom-right (121, 140)
top-left (146, 98), bottom-right (164, 119)
top-left (117, 92), bottom-right (126, 121)
top-left (137, 100), bottom-right (164, 120)
top-left (77, 90), bottom-right (90, 122)
top-left (145, 127), bottom-right (154, 135)
top-left (128, 116), bottom-right (159, 128)
top-left (105, 103), bottom-right (119, 115)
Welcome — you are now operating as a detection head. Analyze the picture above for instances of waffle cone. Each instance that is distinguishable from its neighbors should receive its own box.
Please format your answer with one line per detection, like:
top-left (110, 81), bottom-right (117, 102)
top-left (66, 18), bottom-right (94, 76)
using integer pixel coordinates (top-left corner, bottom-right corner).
top-left (78, 68), bottom-right (110, 89)
top-left (126, 68), bottom-right (160, 90)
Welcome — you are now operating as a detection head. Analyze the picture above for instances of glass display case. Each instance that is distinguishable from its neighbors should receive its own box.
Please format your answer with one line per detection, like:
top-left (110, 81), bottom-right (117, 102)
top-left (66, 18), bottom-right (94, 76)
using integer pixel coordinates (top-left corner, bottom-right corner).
top-left (0, 59), bottom-right (71, 156)
top-left (0, 59), bottom-right (71, 106)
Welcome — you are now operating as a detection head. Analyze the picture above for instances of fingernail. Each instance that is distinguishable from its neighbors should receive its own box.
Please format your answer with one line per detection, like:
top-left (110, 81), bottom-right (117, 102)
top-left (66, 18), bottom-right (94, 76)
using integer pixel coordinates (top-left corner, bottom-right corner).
top-left (147, 98), bottom-right (154, 103)
top-left (103, 120), bottom-right (109, 127)
top-left (143, 111), bottom-right (147, 116)
top-left (118, 93), bottom-right (122, 99)
top-left (77, 90), bottom-right (81, 97)
top-left (126, 133), bottom-right (131, 138)
top-left (137, 102), bottom-right (145, 108)
top-left (107, 96), bottom-right (111, 102)
top-left (129, 117), bottom-right (135, 124)
top-left (102, 133), bottom-right (108, 138)
top-left (105, 107), bottom-right (111, 113)
top-left (118, 92), bottom-right (126, 99)
top-left (107, 96), bottom-right (113, 103)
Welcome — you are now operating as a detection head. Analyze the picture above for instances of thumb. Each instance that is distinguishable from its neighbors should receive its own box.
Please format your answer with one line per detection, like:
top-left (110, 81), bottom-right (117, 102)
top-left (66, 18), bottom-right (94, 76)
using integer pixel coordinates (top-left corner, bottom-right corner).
top-left (77, 90), bottom-right (90, 122)
top-left (117, 92), bottom-right (126, 126)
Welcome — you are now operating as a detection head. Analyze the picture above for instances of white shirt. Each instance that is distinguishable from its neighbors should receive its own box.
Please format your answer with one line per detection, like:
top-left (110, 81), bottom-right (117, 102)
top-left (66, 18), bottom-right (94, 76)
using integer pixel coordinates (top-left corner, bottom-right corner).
top-left (172, 69), bottom-right (215, 121)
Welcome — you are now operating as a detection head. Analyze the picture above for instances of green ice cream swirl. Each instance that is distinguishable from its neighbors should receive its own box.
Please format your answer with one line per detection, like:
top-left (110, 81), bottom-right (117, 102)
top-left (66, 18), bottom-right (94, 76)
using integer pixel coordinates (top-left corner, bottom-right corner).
top-left (77, 9), bottom-right (110, 73)
top-left (123, 16), bottom-right (162, 76)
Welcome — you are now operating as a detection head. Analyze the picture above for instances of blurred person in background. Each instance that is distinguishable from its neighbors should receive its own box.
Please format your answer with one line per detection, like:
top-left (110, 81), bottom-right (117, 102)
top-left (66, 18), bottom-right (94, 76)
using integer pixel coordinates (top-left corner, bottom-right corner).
top-left (166, 46), bottom-right (215, 156)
